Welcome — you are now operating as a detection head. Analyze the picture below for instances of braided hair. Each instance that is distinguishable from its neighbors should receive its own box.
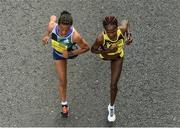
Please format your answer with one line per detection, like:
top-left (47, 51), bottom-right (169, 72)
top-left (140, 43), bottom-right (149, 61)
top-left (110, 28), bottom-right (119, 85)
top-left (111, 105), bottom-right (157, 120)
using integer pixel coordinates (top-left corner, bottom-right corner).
top-left (103, 16), bottom-right (118, 28)
top-left (58, 11), bottom-right (73, 25)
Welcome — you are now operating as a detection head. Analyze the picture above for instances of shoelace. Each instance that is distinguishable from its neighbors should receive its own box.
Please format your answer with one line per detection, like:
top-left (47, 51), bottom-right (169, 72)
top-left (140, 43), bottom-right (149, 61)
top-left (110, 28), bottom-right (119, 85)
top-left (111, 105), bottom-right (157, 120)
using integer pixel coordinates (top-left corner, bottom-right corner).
top-left (110, 109), bottom-right (114, 117)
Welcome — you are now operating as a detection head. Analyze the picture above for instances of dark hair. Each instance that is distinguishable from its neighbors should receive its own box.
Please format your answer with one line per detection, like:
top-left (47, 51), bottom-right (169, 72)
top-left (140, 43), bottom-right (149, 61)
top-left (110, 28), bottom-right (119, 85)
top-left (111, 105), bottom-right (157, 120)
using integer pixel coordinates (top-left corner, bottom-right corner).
top-left (58, 10), bottom-right (73, 25)
top-left (103, 16), bottom-right (118, 28)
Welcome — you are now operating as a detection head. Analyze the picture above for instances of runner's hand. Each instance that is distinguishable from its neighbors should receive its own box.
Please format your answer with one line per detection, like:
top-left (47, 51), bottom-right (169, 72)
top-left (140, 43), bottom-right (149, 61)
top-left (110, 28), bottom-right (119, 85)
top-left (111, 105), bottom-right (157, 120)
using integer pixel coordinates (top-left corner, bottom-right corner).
top-left (126, 33), bottom-right (133, 45)
top-left (62, 50), bottom-right (68, 58)
top-left (109, 44), bottom-right (118, 52)
top-left (42, 36), bottom-right (49, 45)
top-left (103, 44), bottom-right (118, 53)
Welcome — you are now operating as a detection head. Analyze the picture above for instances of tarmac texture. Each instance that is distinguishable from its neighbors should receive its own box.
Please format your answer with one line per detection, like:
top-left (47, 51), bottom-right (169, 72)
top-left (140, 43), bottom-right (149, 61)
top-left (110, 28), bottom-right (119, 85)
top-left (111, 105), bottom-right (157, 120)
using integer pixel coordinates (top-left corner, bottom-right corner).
top-left (0, 0), bottom-right (180, 126)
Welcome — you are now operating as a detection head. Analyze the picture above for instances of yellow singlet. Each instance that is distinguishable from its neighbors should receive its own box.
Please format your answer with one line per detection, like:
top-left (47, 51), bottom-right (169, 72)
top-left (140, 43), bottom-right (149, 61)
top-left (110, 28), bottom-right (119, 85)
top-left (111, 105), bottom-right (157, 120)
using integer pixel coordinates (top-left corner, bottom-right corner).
top-left (99, 28), bottom-right (125, 58)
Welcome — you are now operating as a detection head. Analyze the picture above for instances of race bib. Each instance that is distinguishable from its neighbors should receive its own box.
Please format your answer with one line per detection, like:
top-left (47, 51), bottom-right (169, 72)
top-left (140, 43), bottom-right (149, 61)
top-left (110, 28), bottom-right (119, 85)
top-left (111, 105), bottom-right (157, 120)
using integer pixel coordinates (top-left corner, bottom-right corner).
top-left (51, 39), bottom-right (67, 53)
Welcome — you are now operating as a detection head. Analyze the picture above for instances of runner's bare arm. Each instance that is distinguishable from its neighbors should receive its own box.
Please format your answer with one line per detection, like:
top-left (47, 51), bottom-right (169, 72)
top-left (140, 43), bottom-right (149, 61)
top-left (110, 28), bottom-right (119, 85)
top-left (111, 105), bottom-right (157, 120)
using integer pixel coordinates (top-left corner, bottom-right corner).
top-left (119, 19), bottom-right (133, 45)
top-left (91, 34), bottom-right (117, 54)
top-left (67, 30), bottom-right (90, 57)
top-left (119, 19), bottom-right (129, 34)
top-left (42, 15), bottom-right (57, 44)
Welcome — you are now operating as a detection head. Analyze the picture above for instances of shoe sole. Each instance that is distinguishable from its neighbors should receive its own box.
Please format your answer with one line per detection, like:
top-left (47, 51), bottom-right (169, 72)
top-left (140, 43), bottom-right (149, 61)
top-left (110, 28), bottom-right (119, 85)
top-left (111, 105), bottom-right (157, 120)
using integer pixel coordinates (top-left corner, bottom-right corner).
top-left (61, 112), bottom-right (69, 118)
top-left (61, 106), bottom-right (70, 118)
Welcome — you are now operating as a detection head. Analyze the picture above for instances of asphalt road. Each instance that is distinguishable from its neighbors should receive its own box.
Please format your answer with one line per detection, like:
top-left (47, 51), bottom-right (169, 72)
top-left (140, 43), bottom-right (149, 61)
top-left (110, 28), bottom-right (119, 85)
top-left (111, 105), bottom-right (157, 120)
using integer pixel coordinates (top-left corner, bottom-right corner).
top-left (0, 0), bottom-right (180, 127)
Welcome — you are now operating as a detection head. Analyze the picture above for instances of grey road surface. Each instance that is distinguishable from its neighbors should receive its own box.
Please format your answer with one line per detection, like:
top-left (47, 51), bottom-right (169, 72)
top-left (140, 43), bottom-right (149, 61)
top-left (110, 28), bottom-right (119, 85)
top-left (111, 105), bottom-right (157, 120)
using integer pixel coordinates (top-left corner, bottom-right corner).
top-left (0, 0), bottom-right (180, 127)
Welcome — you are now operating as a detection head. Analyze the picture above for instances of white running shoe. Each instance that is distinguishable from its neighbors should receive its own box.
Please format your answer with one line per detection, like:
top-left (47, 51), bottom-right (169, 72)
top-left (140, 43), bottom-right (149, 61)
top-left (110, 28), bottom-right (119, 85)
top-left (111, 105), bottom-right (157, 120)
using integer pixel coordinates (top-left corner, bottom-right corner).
top-left (108, 104), bottom-right (116, 122)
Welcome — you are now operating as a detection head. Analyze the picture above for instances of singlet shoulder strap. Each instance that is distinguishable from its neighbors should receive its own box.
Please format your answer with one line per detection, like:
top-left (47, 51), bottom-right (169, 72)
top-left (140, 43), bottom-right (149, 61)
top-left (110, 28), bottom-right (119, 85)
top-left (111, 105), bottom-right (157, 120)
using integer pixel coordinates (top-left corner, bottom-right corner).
top-left (117, 27), bottom-right (125, 39)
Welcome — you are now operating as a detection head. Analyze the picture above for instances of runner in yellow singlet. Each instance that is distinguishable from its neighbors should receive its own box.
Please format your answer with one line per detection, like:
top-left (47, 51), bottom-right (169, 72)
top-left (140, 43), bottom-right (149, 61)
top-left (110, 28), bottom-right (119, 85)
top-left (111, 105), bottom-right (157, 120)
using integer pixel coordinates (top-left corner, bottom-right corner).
top-left (91, 16), bottom-right (133, 122)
